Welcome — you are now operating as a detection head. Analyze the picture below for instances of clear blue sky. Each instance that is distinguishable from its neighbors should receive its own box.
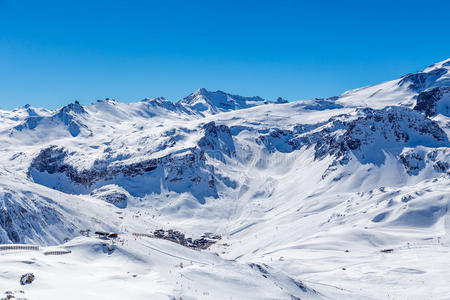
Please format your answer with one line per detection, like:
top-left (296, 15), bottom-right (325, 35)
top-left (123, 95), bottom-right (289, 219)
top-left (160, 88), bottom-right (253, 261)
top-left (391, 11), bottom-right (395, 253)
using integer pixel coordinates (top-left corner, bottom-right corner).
top-left (0, 0), bottom-right (449, 110)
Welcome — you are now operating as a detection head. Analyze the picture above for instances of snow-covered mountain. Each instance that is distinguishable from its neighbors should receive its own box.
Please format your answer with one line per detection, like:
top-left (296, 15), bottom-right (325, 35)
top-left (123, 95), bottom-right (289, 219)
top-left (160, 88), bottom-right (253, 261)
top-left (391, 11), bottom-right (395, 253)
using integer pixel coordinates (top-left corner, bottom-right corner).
top-left (0, 59), bottom-right (449, 299)
top-left (178, 88), bottom-right (276, 115)
top-left (336, 58), bottom-right (450, 109)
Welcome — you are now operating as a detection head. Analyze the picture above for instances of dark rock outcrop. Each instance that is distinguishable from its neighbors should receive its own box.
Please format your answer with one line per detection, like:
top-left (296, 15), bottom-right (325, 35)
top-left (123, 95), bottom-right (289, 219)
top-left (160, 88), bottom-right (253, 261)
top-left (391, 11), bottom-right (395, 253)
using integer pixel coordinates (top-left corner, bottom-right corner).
top-left (258, 106), bottom-right (448, 175)
top-left (0, 190), bottom-right (74, 244)
top-left (29, 145), bottom-right (217, 200)
top-left (398, 68), bottom-right (448, 92)
top-left (198, 121), bottom-right (235, 160)
top-left (400, 148), bottom-right (450, 176)
top-left (414, 86), bottom-right (450, 117)
top-left (14, 101), bottom-right (89, 137)
top-left (90, 185), bottom-right (130, 208)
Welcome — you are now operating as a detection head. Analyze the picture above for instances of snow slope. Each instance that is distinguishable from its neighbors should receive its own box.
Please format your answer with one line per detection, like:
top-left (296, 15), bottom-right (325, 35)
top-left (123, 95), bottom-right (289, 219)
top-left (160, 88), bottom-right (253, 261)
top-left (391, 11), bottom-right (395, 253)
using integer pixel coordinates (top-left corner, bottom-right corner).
top-left (0, 58), bottom-right (449, 299)
top-left (336, 58), bottom-right (450, 109)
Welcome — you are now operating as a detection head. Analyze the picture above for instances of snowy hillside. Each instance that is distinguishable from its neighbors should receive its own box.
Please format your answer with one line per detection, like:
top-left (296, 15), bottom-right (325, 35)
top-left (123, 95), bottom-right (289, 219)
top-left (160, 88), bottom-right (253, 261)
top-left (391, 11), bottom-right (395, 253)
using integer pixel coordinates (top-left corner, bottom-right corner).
top-left (336, 58), bottom-right (450, 109)
top-left (0, 59), bottom-right (449, 299)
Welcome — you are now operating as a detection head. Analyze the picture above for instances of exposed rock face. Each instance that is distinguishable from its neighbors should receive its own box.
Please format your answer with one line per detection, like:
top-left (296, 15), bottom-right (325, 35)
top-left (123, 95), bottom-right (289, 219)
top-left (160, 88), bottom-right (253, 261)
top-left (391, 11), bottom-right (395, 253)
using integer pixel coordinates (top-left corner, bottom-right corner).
top-left (54, 101), bottom-right (89, 137)
top-left (275, 97), bottom-right (288, 104)
top-left (399, 150), bottom-right (426, 176)
top-left (90, 184), bottom-right (130, 208)
top-left (414, 86), bottom-right (450, 117)
top-left (29, 123), bottom-right (237, 201)
top-left (14, 101), bottom-right (89, 137)
top-left (140, 97), bottom-right (177, 111)
top-left (178, 88), bottom-right (270, 115)
top-left (400, 148), bottom-right (450, 176)
top-left (0, 189), bottom-right (73, 244)
top-left (30, 145), bottom-right (160, 187)
top-left (20, 273), bottom-right (35, 285)
top-left (138, 97), bottom-right (196, 117)
top-left (198, 121), bottom-right (235, 160)
top-left (258, 106), bottom-right (448, 174)
top-left (29, 145), bottom-right (216, 199)
top-left (0, 201), bottom-right (22, 243)
top-left (13, 116), bottom-right (44, 131)
top-left (398, 68), bottom-right (448, 92)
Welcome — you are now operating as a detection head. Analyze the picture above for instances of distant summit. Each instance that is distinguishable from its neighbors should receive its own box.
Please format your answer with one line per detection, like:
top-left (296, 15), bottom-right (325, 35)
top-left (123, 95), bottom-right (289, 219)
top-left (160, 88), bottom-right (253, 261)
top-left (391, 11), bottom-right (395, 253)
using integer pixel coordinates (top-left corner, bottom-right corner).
top-left (177, 88), bottom-right (273, 115)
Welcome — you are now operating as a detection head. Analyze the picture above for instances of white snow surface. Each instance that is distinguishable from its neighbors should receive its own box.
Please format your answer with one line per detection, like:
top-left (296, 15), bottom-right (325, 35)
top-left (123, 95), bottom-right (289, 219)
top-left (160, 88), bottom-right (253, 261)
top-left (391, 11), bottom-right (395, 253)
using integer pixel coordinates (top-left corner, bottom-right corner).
top-left (0, 59), bottom-right (449, 299)
top-left (336, 58), bottom-right (450, 109)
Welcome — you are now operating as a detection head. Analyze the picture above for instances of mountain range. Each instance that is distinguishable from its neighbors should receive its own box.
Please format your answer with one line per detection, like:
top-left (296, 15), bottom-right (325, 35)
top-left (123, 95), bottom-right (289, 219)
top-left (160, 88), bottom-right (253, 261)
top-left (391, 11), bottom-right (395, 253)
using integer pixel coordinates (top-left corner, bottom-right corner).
top-left (0, 58), bottom-right (449, 299)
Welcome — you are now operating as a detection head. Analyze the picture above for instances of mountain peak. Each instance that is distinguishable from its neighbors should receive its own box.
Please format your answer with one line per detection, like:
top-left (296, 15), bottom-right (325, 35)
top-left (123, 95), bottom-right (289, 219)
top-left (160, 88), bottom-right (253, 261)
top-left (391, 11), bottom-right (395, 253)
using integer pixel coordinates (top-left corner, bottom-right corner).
top-left (193, 87), bottom-right (208, 95)
top-left (178, 88), bottom-right (268, 115)
top-left (60, 100), bottom-right (87, 114)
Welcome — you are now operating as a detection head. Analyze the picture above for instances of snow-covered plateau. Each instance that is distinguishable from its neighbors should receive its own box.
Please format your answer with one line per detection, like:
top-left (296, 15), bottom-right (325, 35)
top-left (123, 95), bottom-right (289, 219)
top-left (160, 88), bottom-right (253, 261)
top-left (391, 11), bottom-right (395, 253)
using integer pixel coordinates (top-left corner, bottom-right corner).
top-left (0, 59), bottom-right (449, 299)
